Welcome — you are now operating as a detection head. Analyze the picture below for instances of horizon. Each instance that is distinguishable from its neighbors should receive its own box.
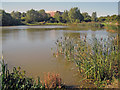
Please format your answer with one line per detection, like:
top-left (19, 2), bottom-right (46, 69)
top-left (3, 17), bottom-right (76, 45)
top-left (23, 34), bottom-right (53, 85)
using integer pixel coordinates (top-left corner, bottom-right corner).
top-left (1, 2), bottom-right (118, 17)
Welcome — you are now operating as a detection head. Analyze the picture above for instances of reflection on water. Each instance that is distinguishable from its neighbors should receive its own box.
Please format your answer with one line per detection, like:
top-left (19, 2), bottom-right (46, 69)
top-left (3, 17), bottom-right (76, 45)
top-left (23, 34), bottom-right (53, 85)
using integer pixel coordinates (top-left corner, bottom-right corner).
top-left (2, 25), bottom-right (118, 86)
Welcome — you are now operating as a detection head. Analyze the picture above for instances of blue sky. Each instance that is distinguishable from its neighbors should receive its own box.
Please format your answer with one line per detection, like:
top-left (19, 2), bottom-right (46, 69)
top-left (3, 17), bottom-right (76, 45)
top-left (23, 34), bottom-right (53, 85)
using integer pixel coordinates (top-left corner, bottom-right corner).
top-left (1, 2), bottom-right (118, 17)
top-left (1, 0), bottom-right (120, 2)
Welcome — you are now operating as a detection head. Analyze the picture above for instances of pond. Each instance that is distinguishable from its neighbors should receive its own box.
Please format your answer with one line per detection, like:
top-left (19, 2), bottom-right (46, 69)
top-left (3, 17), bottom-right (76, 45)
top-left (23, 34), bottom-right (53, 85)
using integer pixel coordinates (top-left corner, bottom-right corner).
top-left (2, 25), bottom-right (118, 87)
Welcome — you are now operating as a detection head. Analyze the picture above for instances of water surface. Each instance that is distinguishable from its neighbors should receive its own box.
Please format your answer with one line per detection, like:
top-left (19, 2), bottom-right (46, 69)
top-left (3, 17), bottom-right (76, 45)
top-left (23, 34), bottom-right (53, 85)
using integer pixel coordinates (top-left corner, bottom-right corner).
top-left (2, 25), bottom-right (117, 87)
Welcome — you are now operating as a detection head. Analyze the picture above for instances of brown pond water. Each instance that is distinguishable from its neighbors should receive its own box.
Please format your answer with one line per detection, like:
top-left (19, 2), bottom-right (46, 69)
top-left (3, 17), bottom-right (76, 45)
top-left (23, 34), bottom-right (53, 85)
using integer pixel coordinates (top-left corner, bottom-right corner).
top-left (2, 25), bottom-right (117, 87)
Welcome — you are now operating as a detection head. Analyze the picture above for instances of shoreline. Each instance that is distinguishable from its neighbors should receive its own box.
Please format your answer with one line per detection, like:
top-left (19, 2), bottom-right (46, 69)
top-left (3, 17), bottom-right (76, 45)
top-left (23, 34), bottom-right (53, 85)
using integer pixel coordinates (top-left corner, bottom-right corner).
top-left (1, 22), bottom-right (119, 27)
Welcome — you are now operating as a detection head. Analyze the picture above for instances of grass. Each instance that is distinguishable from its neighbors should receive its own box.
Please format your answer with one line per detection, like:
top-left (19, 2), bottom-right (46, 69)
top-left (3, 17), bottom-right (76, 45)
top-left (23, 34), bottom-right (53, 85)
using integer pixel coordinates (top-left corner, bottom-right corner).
top-left (0, 59), bottom-right (63, 89)
top-left (54, 35), bottom-right (119, 88)
top-left (76, 22), bottom-right (104, 28)
top-left (24, 22), bottom-right (105, 28)
top-left (25, 22), bottom-right (68, 26)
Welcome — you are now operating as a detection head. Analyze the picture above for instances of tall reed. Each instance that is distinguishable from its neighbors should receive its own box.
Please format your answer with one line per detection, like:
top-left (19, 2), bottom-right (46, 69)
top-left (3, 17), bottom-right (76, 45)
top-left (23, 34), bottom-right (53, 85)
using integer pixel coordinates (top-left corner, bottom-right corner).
top-left (54, 35), bottom-right (118, 87)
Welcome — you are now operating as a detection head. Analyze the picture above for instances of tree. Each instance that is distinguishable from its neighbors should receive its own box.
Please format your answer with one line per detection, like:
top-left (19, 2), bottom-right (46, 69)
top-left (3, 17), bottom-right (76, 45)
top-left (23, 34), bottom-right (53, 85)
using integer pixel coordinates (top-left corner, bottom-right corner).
top-left (11, 11), bottom-right (21, 20)
top-left (98, 16), bottom-right (106, 22)
top-left (82, 12), bottom-right (91, 22)
top-left (62, 10), bottom-right (70, 23)
top-left (54, 11), bottom-right (63, 23)
top-left (0, 10), bottom-right (2, 26)
top-left (25, 9), bottom-right (40, 23)
top-left (38, 9), bottom-right (49, 21)
top-left (68, 7), bottom-right (84, 23)
top-left (47, 17), bottom-right (56, 23)
top-left (21, 12), bottom-right (26, 17)
top-left (92, 12), bottom-right (97, 22)
top-left (1, 10), bottom-right (21, 26)
top-left (111, 15), bottom-right (118, 21)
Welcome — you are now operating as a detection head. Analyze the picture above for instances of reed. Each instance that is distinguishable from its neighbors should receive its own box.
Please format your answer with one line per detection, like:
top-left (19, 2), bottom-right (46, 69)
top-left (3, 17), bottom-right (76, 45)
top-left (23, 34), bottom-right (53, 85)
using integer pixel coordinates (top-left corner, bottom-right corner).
top-left (44, 72), bottom-right (62, 88)
top-left (54, 35), bottom-right (118, 87)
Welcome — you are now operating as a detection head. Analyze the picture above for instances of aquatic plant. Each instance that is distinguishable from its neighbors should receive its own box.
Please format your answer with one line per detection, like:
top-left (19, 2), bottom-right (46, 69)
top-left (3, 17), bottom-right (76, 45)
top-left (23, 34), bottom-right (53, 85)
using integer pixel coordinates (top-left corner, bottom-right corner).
top-left (54, 35), bottom-right (119, 87)
top-left (0, 59), bottom-right (63, 89)
top-left (44, 72), bottom-right (62, 88)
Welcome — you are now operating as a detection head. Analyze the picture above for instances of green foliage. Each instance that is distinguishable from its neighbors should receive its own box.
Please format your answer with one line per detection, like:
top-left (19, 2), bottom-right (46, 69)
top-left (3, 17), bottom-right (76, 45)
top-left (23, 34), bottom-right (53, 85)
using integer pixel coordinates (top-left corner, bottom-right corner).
top-left (25, 9), bottom-right (40, 23)
top-left (92, 12), bottom-right (97, 22)
top-left (82, 12), bottom-right (91, 22)
top-left (62, 10), bottom-right (70, 23)
top-left (0, 10), bottom-right (22, 26)
top-left (98, 15), bottom-right (119, 23)
top-left (68, 7), bottom-right (84, 23)
top-left (98, 16), bottom-right (106, 22)
top-left (0, 59), bottom-right (63, 89)
top-left (0, 7), bottom-right (119, 26)
top-left (54, 11), bottom-right (63, 23)
top-left (54, 35), bottom-right (119, 87)
top-left (11, 11), bottom-right (21, 20)
top-left (38, 9), bottom-right (49, 21)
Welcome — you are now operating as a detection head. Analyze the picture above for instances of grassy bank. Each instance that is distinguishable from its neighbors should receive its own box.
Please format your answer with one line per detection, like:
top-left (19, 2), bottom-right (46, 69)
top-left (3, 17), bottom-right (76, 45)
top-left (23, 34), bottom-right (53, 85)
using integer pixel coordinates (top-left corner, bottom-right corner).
top-left (25, 22), bottom-right (68, 26)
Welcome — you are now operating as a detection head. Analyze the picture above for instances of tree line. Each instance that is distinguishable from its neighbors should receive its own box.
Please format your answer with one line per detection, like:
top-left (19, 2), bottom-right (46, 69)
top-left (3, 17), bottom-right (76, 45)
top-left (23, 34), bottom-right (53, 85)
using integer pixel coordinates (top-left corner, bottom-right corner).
top-left (0, 7), bottom-right (119, 26)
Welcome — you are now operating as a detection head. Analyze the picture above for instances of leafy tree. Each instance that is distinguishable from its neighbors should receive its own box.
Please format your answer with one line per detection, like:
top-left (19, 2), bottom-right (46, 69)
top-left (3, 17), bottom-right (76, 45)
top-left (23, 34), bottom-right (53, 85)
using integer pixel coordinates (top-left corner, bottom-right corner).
top-left (38, 9), bottom-right (49, 21)
top-left (25, 9), bottom-right (40, 23)
top-left (105, 15), bottom-right (111, 22)
top-left (21, 12), bottom-right (26, 17)
top-left (1, 10), bottom-right (21, 26)
top-left (54, 11), bottom-right (63, 23)
top-left (62, 10), bottom-right (70, 23)
top-left (98, 16), bottom-right (106, 22)
top-left (82, 12), bottom-right (91, 22)
top-left (92, 12), bottom-right (97, 22)
top-left (68, 7), bottom-right (84, 23)
top-left (20, 12), bottom-right (26, 21)
top-left (118, 15), bottom-right (120, 23)
top-left (0, 10), bottom-right (2, 26)
top-left (47, 17), bottom-right (56, 23)
top-left (11, 11), bottom-right (21, 20)
top-left (111, 15), bottom-right (118, 21)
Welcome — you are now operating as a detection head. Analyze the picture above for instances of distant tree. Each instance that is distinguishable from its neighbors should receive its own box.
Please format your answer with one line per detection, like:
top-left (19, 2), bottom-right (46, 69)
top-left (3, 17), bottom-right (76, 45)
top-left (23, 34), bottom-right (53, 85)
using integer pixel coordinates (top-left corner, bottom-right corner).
top-left (21, 12), bottom-right (26, 17)
top-left (38, 9), bottom-right (49, 21)
top-left (92, 12), bottom-right (97, 22)
top-left (11, 11), bottom-right (21, 20)
top-left (54, 11), bottom-right (63, 23)
top-left (68, 7), bottom-right (84, 23)
top-left (105, 15), bottom-right (111, 22)
top-left (111, 15), bottom-right (118, 21)
top-left (20, 12), bottom-right (26, 21)
top-left (25, 9), bottom-right (40, 23)
top-left (1, 10), bottom-right (21, 26)
top-left (0, 10), bottom-right (2, 26)
top-left (118, 15), bottom-right (120, 24)
top-left (62, 10), bottom-right (70, 23)
top-left (47, 17), bottom-right (56, 23)
top-left (98, 16), bottom-right (106, 22)
top-left (82, 12), bottom-right (91, 22)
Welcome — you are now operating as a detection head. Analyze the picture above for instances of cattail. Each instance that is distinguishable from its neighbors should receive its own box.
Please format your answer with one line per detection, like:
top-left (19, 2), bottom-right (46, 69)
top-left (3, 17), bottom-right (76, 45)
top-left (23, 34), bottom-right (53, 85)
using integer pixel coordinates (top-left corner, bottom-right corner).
top-left (114, 46), bottom-right (115, 51)
top-left (101, 37), bottom-right (103, 41)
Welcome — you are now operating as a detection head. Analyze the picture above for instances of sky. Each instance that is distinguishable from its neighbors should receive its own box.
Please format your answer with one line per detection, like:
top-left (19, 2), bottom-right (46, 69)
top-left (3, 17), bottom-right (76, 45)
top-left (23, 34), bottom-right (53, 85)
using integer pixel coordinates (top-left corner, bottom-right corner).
top-left (1, 0), bottom-right (120, 2)
top-left (0, 2), bottom-right (119, 17)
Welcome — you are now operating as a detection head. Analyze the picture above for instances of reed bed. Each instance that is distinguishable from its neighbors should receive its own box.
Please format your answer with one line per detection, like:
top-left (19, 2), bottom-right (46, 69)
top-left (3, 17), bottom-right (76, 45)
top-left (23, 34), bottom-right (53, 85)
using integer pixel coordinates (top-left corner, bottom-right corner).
top-left (54, 35), bottom-right (119, 87)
